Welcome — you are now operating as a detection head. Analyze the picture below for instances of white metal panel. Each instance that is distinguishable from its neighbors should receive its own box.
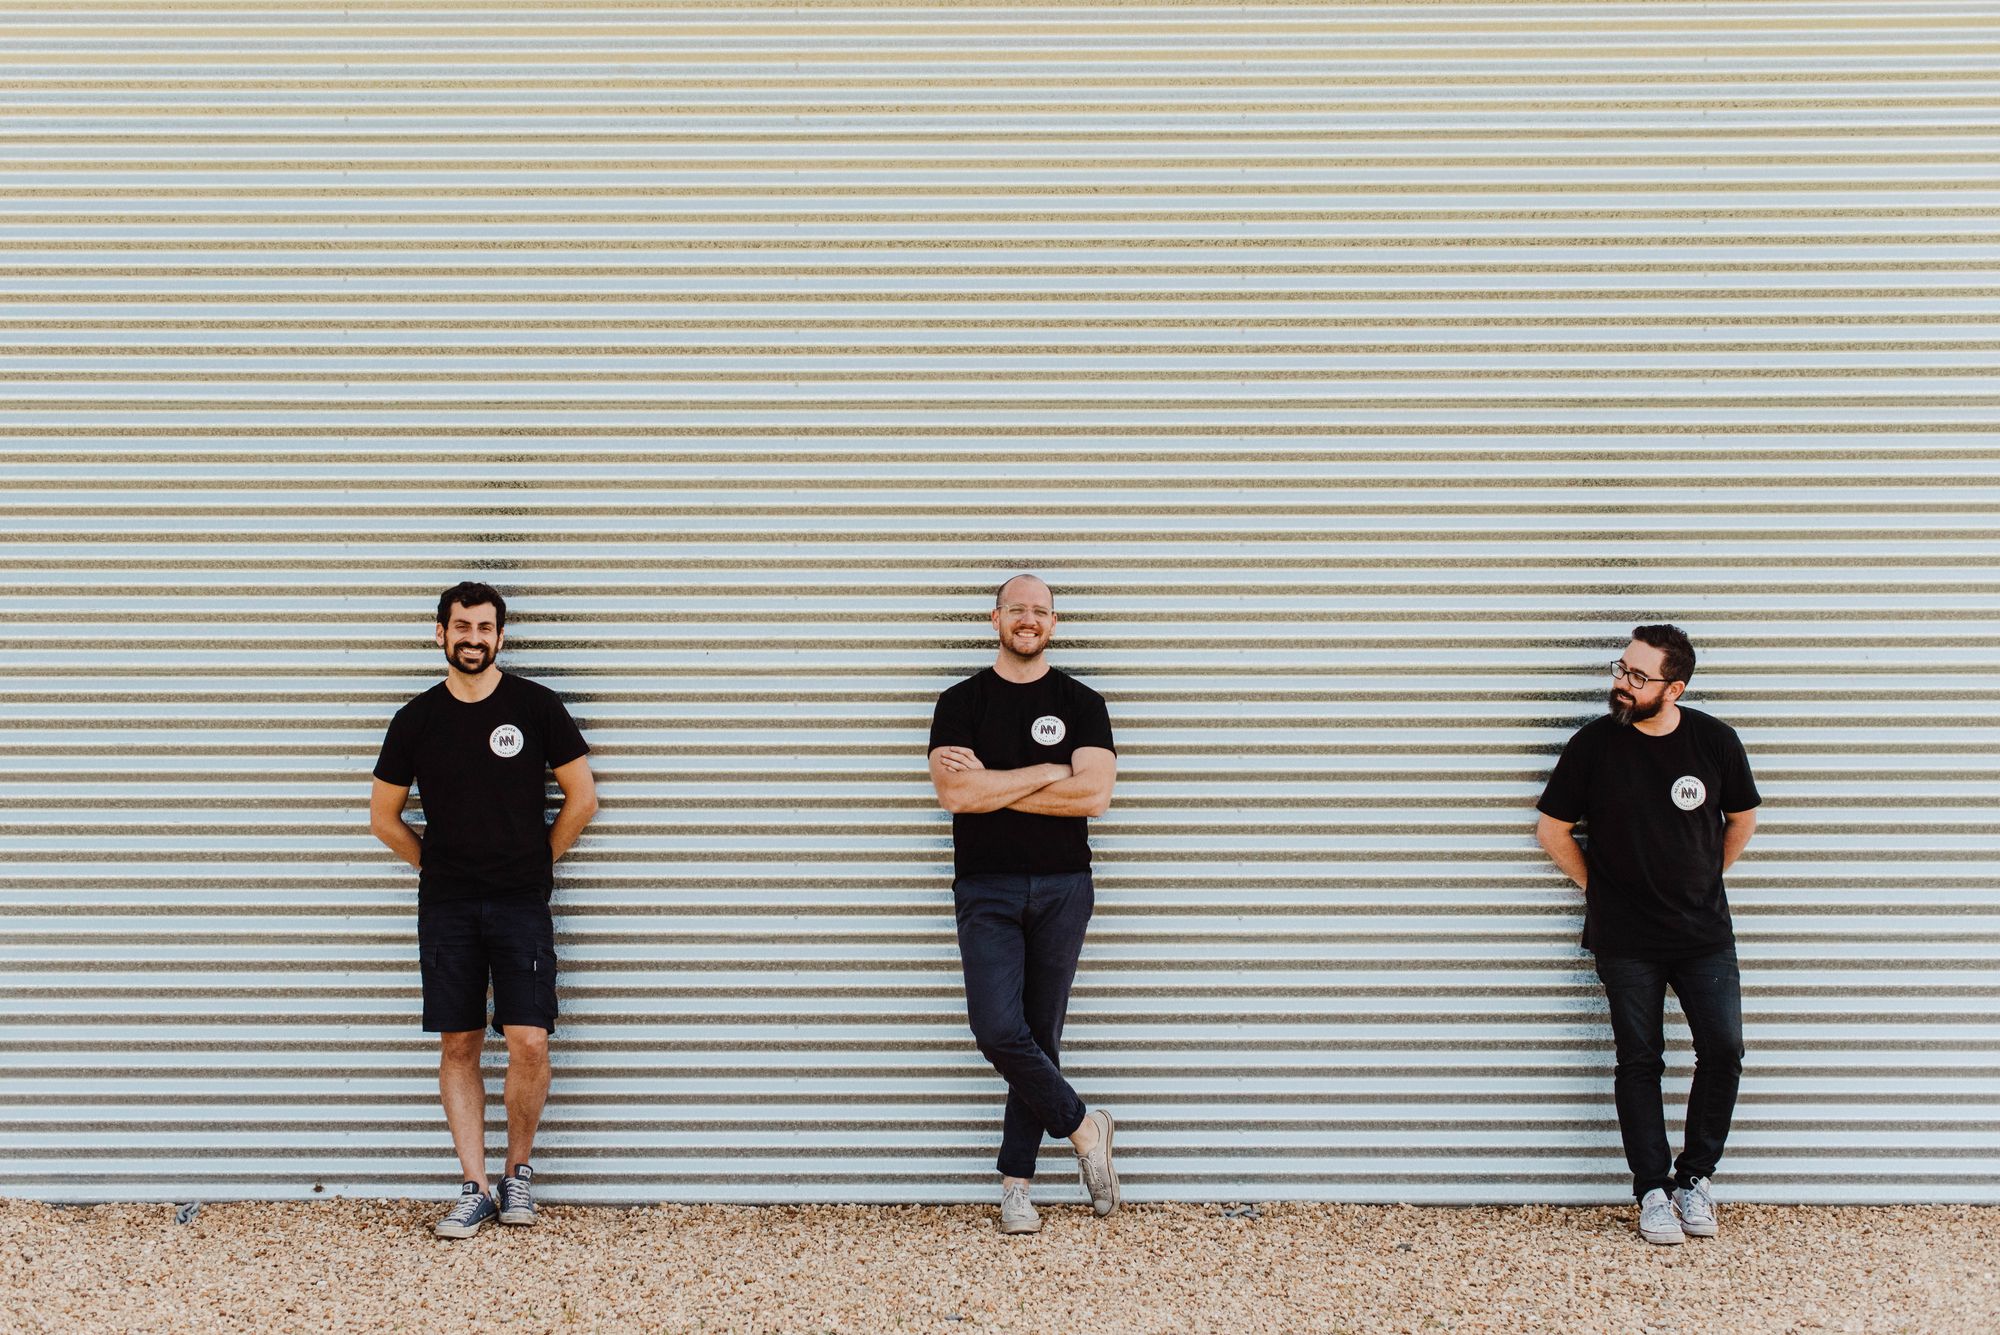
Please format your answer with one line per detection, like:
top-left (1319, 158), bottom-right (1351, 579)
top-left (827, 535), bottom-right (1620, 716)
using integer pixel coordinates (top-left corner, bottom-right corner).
top-left (0, 1), bottom-right (1996, 1205)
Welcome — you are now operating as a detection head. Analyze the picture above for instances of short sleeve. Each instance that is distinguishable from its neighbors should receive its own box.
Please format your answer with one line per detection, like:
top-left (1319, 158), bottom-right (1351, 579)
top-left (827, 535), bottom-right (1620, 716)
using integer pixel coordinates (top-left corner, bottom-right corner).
top-left (1536, 729), bottom-right (1594, 822)
top-left (928, 683), bottom-right (974, 752)
top-left (543, 692), bottom-right (589, 769)
top-left (372, 706), bottom-right (418, 786)
top-left (1071, 687), bottom-right (1115, 755)
top-left (1718, 725), bottom-right (1761, 813)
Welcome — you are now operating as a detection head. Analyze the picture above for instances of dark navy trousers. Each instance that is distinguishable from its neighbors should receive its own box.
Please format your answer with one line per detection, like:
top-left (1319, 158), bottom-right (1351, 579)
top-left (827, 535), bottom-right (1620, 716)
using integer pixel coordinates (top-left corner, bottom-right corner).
top-left (953, 870), bottom-right (1093, 1179)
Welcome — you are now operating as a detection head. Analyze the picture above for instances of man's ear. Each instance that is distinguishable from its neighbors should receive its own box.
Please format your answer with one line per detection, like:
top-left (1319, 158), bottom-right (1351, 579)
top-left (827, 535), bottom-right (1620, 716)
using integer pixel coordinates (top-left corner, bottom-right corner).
top-left (433, 623), bottom-right (446, 646)
top-left (1666, 679), bottom-right (1687, 704)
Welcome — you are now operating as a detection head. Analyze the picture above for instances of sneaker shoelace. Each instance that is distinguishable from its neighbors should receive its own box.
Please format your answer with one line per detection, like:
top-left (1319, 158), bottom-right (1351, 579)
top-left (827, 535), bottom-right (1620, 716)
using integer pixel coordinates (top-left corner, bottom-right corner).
top-left (445, 1192), bottom-right (489, 1225)
top-left (1001, 1185), bottom-right (1031, 1212)
top-left (503, 1176), bottom-right (533, 1209)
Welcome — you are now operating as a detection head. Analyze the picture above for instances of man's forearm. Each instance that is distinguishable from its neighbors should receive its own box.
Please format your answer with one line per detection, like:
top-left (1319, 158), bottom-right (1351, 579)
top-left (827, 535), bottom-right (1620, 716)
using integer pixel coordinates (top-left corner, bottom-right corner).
top-left (1721, 817), bottom-right (1755, 873)
top-left (1537, 826), bottom-right (1588, 889)
top-left (939, 763), bottom-right (1069, 814)
top-left (372, 819), bottom-right (423, 871)
top-left (1008, 772), bottom-right (1111, 817)
top-left (549, 796), bottom-right (597, 863)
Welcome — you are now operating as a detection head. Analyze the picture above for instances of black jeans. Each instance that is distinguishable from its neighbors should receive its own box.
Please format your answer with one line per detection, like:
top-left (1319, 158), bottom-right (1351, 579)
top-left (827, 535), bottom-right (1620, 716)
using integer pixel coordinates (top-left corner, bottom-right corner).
top-left (1594, 947), bottom-right (1744, 1200)
top-left (953, 871), bottom-right (1093, 1179)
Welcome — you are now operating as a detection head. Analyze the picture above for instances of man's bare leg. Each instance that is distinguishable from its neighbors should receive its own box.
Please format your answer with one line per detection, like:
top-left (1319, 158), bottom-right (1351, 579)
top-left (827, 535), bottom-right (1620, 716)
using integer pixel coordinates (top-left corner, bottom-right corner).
top-left (438, 1029), bottom-right (488, 1184)
top-left (502, 1024), bottom-right (551, 1173)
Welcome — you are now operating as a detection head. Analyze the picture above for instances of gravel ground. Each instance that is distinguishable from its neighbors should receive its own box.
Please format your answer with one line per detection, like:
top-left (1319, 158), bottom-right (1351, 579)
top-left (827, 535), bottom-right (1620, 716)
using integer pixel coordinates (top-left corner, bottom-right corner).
top-left (4, 1196), bottom-right (1995, 1335)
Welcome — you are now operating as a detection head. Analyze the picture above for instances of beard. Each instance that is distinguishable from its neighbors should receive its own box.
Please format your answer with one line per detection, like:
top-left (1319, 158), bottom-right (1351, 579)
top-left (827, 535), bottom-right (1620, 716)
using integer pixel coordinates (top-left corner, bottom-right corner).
top-left (997, 626), bottom-right (1048, 663)
top-left (1607, 687), bottom-right (1664, 726)
top-left (447, 641), bottom-right (494, 675)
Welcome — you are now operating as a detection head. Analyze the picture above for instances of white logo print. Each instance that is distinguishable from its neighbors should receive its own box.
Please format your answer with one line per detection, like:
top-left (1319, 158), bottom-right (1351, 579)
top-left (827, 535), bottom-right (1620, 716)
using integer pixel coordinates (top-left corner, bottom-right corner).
top-left (1671, 775), bottom-right (1707, 811)
top-left (489, 724), bottom-right (524, 758)
top-left (1030, 715), bottom-right (1067, 746)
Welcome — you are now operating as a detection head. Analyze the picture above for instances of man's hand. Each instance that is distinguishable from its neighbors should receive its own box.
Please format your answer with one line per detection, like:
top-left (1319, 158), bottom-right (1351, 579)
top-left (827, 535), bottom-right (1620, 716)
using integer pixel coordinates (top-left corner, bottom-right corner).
top-left (932, 746), bottom-right (986, 774)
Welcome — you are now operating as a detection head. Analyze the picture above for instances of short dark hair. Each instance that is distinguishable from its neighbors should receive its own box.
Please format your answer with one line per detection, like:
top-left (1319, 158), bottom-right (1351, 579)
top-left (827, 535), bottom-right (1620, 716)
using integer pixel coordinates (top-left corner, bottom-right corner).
top-left (994, 572), bottom-right (1052, 607)
top-left (436, 581), bottom-right (507, 630)
top-left (1632, 623), bottom-right (1695, 685)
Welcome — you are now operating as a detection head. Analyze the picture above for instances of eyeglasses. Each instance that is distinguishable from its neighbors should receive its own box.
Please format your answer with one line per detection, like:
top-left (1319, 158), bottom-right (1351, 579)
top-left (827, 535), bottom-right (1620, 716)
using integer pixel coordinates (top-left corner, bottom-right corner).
top-left (1609, 660), bottom-right (1670, 688)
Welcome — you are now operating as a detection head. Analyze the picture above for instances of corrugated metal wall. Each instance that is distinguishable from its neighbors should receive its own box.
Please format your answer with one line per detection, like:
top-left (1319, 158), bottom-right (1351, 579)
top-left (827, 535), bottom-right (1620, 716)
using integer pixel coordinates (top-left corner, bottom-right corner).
top-left (2, 1), bottom-right (1997, 1205)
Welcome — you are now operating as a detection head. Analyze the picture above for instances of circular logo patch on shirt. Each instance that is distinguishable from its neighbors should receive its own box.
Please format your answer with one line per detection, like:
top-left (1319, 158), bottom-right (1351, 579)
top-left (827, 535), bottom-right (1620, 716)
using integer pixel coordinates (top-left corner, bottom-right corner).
top-left (1670, 775), bottom-right (1707, 811)
top-left (489, 724), bottom-right (524, 759)
top-left (1030, 715), bottom-right (1067, 746)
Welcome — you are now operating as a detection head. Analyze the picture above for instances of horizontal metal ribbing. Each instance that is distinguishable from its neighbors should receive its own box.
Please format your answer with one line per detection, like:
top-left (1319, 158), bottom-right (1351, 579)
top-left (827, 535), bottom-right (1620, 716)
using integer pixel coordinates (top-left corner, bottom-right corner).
top-left (2, 0), bottom-right (1996, 1205)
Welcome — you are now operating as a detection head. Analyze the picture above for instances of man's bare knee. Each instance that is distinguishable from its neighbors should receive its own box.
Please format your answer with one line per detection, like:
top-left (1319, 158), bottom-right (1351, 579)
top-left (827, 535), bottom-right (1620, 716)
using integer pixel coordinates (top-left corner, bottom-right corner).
top-left (503, 1025), bottom-right (550, 1065)
top-left (439, 1030), bottom-right (485, 1067)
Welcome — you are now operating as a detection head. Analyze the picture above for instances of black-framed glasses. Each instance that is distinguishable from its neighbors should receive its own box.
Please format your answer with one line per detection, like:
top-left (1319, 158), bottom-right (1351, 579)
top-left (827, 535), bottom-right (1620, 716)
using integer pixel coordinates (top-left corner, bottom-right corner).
top-left (1609, 660), bottom-right (1668, 687)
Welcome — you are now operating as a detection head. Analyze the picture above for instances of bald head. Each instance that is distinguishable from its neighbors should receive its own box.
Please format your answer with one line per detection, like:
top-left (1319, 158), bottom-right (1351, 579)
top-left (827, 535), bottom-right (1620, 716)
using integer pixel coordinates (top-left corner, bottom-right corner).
top-left (995, 573), bottom-right (1052, 608)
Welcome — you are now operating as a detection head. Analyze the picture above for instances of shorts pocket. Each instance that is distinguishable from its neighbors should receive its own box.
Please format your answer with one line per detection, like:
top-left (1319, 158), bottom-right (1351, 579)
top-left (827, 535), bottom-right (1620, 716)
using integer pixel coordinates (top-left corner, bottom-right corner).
top-left (419, 942), bottom-right (490, 1033)
top-left (490, 943), bottom-right (558, 1033)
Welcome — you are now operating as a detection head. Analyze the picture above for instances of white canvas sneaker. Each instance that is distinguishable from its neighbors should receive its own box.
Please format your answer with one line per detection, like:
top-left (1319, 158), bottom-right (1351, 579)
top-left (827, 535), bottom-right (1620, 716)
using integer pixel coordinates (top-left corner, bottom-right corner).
top-left (1674, 1177), bottom-right (1718, 1238)
top-left (1073, 1109), bottom-right (1120, 1218)
top-left (998, 1182), bottom-right (1041, 1235)
top-left (1638, 1188), bottom-right (1687, 1245)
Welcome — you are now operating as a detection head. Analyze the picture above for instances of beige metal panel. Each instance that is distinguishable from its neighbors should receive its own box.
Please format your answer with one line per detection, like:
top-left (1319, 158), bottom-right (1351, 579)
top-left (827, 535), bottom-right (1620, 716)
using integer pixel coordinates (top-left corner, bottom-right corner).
top-left (0, 2), bottom-right (1997, 1204)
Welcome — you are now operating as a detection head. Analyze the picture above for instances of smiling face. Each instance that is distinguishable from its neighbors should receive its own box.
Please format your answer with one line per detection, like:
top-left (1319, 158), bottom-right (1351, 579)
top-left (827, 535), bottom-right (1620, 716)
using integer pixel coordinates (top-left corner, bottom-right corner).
top-left (435, 600), bottom-right (503, 678)
top-left (991, 575), bottom-right (1056, 665)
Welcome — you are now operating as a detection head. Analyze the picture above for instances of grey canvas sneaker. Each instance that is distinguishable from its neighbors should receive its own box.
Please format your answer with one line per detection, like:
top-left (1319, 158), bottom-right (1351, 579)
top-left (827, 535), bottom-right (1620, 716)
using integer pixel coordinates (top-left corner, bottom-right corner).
top-left (1673, 1176), bottom-right (1718, 1238)
top-left (998, 1182), bottom-right (1041, 1235)
top-left (1074, 1108), bottom-right (1120, 1218)
top-left (434, 1182), bottom-right (497, 1239)
top-left (497, 1164), bottom-right (537, 1226)
top-left (1638, 1187), bottom-right (1687, 1245)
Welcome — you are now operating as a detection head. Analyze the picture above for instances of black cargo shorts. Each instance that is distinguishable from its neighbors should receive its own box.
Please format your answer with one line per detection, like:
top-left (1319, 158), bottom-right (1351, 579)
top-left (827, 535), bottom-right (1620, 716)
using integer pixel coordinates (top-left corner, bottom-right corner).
top-left (417, 895), bottom-right (558, 1035)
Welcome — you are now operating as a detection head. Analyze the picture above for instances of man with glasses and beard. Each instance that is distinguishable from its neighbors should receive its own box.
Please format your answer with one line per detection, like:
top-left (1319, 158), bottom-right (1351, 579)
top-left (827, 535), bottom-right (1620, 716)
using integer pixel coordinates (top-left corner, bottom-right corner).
top-left (928, 573), bottom-right (1121, 1234)
top-left (1535, 624), bottom-right (1760, 1246)
top-left (369, 581), bottom-right (597, 1238)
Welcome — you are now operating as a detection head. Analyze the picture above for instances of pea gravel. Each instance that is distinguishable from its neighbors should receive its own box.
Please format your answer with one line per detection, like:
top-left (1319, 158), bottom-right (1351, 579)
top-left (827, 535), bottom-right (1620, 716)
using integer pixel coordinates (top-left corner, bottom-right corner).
top-left (5, 1196), bottom-right (1995, 1334)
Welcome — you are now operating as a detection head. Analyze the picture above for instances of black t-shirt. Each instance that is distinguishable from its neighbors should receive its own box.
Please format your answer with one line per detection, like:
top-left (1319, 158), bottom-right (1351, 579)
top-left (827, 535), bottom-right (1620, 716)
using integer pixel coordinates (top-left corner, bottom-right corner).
top-left (1537, 705), bottom-right (1761, 960)
top-left (372, 673), bottom-right (589, 902)
top-left (928, 666), bottom-right (1116, 877)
